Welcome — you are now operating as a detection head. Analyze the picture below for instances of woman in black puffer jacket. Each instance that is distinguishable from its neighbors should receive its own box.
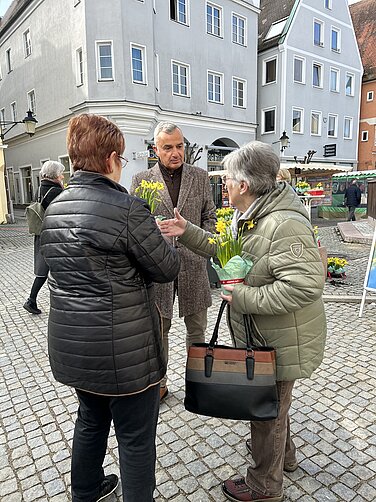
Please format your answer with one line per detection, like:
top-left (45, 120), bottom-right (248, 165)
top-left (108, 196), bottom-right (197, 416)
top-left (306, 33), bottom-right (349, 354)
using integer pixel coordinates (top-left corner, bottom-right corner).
top-left (40, 114), bottom-right (180, 502)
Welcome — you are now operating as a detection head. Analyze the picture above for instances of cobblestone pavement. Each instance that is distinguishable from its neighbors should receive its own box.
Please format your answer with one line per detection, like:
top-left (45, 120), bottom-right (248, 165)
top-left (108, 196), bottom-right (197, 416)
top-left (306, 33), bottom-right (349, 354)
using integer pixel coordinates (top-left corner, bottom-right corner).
top-left (1, 219), bottom-right (375, 501)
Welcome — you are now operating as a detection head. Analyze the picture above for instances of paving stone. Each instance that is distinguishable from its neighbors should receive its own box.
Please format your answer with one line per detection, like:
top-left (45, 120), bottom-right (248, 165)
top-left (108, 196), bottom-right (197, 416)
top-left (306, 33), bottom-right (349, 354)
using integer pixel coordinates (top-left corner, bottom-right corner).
top-left (1, 219), bottom-right (376, 501)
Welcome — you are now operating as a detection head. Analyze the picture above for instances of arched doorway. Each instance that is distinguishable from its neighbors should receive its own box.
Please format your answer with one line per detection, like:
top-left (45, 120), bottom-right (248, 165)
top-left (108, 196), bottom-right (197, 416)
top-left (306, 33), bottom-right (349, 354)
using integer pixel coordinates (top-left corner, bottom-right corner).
top-left (208, 138), bottom-right (239, 207)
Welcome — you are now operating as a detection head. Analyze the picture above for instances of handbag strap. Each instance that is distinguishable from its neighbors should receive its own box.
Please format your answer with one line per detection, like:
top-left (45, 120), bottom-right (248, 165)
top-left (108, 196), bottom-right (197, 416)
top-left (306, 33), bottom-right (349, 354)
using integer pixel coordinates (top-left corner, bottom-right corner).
top-left (208, 300), bottom-right (254, 350)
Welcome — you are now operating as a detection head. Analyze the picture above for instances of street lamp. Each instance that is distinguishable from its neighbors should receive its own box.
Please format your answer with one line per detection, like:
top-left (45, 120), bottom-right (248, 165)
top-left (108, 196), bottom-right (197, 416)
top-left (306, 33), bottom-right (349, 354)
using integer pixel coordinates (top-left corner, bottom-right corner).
top-left (0, 110), bottom-right (38, 224)
top-left (273, 131), bottom-right (290, 153)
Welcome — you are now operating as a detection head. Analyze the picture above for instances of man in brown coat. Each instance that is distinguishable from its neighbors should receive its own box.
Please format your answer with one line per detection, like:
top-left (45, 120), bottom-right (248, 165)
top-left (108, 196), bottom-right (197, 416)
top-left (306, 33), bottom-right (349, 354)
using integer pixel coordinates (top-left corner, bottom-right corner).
top-left (130, 121), bottom-right (216, 400)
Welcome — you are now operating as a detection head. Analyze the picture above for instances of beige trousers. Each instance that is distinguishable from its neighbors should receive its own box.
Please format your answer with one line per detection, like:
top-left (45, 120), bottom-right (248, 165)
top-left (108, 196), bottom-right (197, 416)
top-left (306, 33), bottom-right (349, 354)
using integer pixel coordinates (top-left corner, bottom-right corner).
top-left (160, 309), bottom-right (207, 388)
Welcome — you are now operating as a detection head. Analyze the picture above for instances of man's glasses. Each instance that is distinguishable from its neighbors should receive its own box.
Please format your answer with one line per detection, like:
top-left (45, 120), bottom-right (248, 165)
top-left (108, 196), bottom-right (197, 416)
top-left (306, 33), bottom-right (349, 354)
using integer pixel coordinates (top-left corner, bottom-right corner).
top-left (118, 155), bottom-right (129, 168)
top-left (221, 174), bottom-right (232, 184)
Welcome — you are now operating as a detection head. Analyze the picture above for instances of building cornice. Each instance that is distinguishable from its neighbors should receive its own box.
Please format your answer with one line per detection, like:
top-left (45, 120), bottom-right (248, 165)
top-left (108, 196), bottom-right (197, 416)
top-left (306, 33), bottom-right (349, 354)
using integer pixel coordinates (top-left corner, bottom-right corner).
top-left (70, 100), bottom-right (257, 136)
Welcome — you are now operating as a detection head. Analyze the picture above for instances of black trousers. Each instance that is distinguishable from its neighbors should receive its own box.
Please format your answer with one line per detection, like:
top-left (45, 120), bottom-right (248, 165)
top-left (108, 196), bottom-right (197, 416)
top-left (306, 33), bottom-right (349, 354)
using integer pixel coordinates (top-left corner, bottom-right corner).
top-left (71, 385), bottom-right (160, 502)
top-left (347, 206), bottom-right (356, 221)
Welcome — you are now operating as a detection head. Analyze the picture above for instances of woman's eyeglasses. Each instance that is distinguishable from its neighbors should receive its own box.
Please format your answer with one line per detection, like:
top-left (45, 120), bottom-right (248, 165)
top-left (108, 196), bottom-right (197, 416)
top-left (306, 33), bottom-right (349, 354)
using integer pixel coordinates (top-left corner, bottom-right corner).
top-left (118, 155), bottom-right (129, 168)
top-left (221, 174), bottom-right (233, 184)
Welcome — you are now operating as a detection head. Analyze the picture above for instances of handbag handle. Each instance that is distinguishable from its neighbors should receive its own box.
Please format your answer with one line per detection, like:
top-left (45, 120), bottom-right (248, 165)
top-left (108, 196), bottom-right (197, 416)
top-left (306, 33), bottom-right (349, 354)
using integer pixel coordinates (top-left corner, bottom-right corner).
top-left (208, 300), bottom-right (254, 350)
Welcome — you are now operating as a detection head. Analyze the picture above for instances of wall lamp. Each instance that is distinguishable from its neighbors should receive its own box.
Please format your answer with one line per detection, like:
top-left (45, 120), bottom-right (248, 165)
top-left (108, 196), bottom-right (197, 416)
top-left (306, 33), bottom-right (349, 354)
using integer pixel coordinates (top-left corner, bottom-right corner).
top-left (0, 110), bottom-right (38, 140)
top-left (273, 131), bottom-right (290, 153)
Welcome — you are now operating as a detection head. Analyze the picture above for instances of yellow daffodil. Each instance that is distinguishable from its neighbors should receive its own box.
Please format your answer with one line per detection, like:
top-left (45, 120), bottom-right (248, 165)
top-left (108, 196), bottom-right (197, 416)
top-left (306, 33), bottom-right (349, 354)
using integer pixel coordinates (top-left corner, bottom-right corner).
top-left (215, 220), bottom-right (227, 234)
top-left (208, 237), bottom-right (216, 244)
top-left (246, 220), bottom-right (255, 230)
top-left (135, 179), bottom-right (164, 213)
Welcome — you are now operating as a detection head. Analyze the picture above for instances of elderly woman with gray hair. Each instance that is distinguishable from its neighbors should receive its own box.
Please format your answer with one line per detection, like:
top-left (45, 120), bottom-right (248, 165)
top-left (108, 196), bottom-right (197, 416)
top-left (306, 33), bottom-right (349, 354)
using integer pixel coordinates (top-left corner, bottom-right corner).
top-left (23, 160), bottom-right (65, 315)
top-left (159, 141), bottom-right (327, 502)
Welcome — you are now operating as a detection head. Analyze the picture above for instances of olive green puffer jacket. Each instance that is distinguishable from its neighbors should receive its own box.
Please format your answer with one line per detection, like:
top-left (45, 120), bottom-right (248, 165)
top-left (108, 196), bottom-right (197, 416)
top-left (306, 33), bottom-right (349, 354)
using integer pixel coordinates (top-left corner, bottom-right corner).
top-left (179, 182), bottom-right (327, 381)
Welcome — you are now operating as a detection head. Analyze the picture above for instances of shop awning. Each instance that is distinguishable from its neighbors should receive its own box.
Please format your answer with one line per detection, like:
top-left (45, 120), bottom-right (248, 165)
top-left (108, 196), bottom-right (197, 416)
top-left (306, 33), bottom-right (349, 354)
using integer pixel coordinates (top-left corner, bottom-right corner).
top-left (283, 163), bottom-right (353, 171)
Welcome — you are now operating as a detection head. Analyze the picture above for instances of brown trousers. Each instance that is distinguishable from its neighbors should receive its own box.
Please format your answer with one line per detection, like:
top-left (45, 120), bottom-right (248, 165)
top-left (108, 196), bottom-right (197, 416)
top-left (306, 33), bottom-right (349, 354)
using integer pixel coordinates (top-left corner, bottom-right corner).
top-left (246, 380), bottom-right (297, 496)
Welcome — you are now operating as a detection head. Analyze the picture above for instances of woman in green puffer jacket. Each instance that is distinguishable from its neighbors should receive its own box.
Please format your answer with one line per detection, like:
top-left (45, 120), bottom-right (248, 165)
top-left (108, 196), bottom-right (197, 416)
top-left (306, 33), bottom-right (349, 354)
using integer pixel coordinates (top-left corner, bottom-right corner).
top-left (158, 141), bottom-right (327, 502)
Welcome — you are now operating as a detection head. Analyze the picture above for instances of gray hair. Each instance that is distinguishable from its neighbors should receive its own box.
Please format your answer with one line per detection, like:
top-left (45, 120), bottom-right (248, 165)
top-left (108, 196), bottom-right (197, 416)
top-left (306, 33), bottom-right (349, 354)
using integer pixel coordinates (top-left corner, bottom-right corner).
top-left (40, 160), bottom-right (65, 180)
top-left (153, 121), bottom-right (182, 145)
top-left (222, 141), bottom-right (279, 196)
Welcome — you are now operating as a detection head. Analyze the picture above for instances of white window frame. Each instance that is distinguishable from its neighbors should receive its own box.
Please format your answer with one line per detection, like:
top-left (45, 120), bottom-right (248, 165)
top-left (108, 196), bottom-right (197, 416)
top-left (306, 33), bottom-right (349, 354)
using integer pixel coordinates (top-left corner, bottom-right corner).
top-left (325, 0), bottom-right (332, 9)
top-left (27, 89), bottom-right (36, 115)
top-left (361, 130), bottom-right (368, 142)
top-left (232, 12), bottom-right (246, 46)
top-left (331, 26), bottom-right (341, 53)
top-left (0, 64), bottom-right (2, 81)
top-left (345, 72), bottom-right (355, 96)
top-left (344, 116), bottom-right (353, 140)
top-left (0, 108), bottom-right (5, 124)
top-left (312, 62), bottom-right (323, 88)
top-left (262, 56), bottom-right (277, 85)
top-left (327, 113), bottom-right (338, 138)
top-left (262, 106), bottom-right (276, 135)
top-left (232, 77), bottom-right (246, 108)
top-left (11, 101), bottom-right (17, 121)
top-left (76, 47), bottom-right (84, 86)
top-left (293, 56), bottom-right (305, 84)
top-left (171, 60), bottom-right (190, 97)
top-left (207, 70), bottom-right (224, 104)
top-left (206, 2), bottom-right (223, 38)
top-left (6, 48), bottom-right (12, 72)
top-left (292, 107), bottom-right (304, 134)
top-left (313, 19), bottom-right (324, 47)
top-left (311, 110), bottom-right (322, 136)
top-left (170, 0), bottom-right (189, 26)
top-left (23, 28), bottom-right (32, 58)
top-left (367, 90), bottom-right (374, 102)
top-left (131, 43), bottom-right (147, 84)
top-left (330, 67), bottom-right (340, 93)
top-left (96, 41), bottom-right (114, 81)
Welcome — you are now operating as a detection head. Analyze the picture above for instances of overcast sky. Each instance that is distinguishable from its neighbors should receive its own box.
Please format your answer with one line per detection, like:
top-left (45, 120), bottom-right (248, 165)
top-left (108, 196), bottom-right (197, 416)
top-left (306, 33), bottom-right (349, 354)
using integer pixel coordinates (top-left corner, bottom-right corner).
top-left (0, 0), bottom-right (364, 18)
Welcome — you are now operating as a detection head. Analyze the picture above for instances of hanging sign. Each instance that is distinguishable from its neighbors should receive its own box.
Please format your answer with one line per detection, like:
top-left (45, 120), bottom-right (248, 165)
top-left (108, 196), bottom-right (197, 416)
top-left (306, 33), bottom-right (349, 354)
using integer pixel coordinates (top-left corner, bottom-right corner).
top-left (359, 226), bottom-right (376, 317)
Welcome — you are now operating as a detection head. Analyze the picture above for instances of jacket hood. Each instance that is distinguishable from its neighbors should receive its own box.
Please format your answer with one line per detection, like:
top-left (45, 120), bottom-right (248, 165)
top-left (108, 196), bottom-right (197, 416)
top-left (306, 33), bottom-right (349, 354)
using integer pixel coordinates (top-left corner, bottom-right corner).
top-left (237, 182), bottom-right (309, 225)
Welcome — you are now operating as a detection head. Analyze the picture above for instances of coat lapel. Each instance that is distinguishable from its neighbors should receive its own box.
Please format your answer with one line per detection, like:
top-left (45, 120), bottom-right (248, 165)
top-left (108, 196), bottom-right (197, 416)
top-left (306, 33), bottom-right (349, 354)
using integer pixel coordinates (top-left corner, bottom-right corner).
top-left (149, 163), bottom-right (175, 215)
top-left (177, 163), bottom-right (194, 212)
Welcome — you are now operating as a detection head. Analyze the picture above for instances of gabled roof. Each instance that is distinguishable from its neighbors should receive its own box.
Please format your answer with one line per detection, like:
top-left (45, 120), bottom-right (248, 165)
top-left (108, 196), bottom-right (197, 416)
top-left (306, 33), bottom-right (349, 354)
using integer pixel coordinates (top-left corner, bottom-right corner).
top-left (350, 0), bottom-right (376, 82)
top-left (258, 0), bottom-right (297, 52)
top-left (0, 0), bottom-right (32, 36)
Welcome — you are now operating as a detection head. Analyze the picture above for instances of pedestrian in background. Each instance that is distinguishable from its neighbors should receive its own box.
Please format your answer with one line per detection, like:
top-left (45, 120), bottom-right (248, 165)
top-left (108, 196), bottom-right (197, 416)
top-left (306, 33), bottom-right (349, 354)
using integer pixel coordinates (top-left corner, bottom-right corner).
top-left (23, 160), bottom-right (64, 315)
top-left (130, 121), bottom-right (216, 402)
top-left (344, 179), bottom-right (361, 221)
top-left (276, 168), bottom-right (291, 183)
top-left (159, 141), bottom-right (327, 502)
top-left (40, 114), bottom-right (180, 502)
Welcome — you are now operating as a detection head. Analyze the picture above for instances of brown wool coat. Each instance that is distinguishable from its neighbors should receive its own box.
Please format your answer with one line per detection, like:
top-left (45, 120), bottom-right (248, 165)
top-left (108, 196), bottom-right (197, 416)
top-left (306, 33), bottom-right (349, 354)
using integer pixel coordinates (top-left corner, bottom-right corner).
top-left (130, 163), bottom-right (217, 318)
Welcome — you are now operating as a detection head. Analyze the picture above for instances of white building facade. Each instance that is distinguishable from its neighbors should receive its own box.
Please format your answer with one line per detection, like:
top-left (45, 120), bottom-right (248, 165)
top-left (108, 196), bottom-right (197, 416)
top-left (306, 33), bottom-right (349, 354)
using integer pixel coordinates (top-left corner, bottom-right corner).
top-left (257, 0), bottom-right (362, 170)
top-left (0, 0), bottom-right (260, 206)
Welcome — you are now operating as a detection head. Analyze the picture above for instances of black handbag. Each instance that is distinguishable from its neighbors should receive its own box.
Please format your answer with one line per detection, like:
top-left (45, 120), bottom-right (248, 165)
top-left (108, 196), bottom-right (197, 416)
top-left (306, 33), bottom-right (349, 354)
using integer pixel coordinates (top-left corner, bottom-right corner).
top-left (184, 300), bottom-right (279, 421)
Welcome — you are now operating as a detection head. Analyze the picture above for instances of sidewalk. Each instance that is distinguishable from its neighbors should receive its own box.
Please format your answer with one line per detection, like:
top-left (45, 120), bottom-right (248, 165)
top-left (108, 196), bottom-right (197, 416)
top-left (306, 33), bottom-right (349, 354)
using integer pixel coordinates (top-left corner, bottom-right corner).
top-left (0, 220), bottom-right (375, 501)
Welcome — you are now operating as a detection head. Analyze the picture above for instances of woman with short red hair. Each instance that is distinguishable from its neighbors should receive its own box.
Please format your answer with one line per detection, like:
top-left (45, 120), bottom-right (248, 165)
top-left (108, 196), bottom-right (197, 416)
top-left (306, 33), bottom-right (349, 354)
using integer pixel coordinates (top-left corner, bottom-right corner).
top-left (41, 113), bottom-right (180, 502)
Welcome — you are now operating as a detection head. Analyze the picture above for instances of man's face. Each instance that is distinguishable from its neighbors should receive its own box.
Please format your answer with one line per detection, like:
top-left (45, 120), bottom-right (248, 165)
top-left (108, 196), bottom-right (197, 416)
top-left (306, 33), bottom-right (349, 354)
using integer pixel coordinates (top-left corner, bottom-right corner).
top-left (154, 129), bottom-right (185, 170)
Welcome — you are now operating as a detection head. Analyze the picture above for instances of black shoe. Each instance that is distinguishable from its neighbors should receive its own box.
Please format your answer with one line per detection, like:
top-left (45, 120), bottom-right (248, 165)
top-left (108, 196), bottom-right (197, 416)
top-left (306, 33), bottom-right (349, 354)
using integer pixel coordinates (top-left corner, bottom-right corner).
top-left (95, 474), bottom-right (119, 502)
top-left (23, 299), bottom-right (42, 315)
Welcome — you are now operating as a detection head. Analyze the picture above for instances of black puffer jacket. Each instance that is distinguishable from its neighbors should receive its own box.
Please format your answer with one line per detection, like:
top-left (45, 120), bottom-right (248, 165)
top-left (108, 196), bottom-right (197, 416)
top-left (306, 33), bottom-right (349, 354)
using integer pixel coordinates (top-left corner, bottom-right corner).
top-left (40, 170), bottom-right (180, 395)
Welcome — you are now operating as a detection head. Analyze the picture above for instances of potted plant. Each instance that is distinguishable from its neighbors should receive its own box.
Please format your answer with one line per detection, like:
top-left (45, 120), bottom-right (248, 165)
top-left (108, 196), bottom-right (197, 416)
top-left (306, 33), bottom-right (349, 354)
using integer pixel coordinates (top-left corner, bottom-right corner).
top-left (295, 181), bottom-right (310, 195)
top-left (208, 216), bottom-right (253, 293)
top-left (307, 182), bottom-right (324, 196)
top-left (327, 257), bottom-right (348, 278)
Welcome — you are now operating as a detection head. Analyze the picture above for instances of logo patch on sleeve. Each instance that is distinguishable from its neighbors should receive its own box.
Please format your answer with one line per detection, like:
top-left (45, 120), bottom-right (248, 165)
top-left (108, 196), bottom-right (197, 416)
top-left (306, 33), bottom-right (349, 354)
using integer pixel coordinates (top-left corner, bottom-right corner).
top-left (290, 243), bottom-right (304, 258)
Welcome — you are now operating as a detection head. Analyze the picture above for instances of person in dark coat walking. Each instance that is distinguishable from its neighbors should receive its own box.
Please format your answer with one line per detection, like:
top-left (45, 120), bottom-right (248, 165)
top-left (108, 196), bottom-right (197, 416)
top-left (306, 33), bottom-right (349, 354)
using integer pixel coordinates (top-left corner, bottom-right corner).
top-left (344, 179), bottom-right (361, 221)
top-left (40, 114), bottom-right (180, 502)
top-left (23, 160), bottom-right (64, 315)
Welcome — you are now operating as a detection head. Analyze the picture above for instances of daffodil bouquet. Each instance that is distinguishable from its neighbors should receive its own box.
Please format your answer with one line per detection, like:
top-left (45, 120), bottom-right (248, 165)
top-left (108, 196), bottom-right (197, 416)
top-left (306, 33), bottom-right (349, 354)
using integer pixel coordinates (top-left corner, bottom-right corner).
top-left (209, 217), bottom-right (253, 292)
top-left (295, 181), bottom-right (310, 194)
top-left (135, 179), bottom-right (164, 213)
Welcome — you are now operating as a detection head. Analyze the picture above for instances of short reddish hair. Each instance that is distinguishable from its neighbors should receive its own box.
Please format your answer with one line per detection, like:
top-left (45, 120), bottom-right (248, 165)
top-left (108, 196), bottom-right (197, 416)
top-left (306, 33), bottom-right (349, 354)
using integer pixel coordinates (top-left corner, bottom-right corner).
top-left (67, 114), bottom-right (125, 174)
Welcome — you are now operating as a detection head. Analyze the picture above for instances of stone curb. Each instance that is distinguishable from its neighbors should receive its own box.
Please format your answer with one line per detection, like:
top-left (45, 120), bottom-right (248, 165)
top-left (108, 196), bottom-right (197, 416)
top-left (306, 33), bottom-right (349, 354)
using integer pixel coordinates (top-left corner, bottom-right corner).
top-left (323, 294), bottom-right (375, 303)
